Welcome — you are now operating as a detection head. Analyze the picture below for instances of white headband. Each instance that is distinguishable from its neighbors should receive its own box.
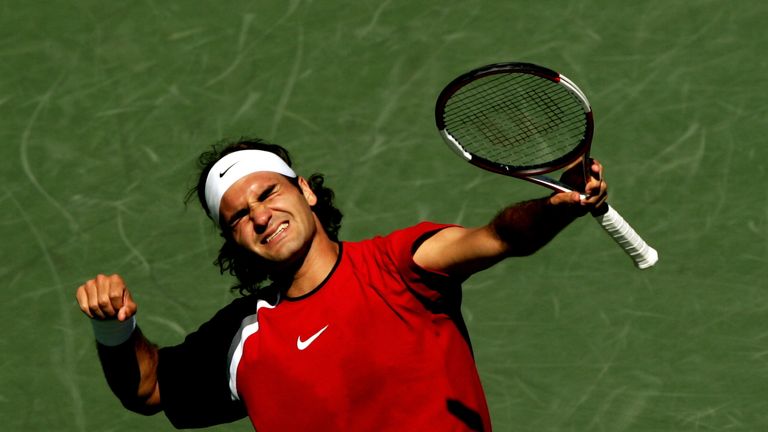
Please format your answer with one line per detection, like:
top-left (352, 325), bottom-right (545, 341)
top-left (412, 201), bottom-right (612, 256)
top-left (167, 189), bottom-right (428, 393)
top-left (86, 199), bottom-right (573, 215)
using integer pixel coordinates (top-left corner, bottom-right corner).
top-left (204, 150), bottom-right (297, 225)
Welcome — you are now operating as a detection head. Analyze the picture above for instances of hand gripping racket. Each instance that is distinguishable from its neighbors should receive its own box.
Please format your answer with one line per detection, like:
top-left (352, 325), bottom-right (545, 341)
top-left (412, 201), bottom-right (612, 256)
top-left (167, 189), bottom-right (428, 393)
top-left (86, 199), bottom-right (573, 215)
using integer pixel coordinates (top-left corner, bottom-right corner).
top-left (435, 62), bottom-right (658, 269)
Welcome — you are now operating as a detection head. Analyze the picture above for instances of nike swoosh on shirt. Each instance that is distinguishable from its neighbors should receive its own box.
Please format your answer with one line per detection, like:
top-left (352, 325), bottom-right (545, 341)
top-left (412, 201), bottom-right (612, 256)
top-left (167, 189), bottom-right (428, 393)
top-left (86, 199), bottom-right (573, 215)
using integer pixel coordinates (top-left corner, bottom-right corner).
top-left (297, 325), bottom-right (329, 351)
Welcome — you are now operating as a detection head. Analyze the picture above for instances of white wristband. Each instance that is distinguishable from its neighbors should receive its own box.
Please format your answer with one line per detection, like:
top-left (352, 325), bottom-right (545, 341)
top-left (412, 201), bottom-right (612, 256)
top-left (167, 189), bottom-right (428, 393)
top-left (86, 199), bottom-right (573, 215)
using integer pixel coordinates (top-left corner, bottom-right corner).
top-left (91, 316), bottom-right (136, 346)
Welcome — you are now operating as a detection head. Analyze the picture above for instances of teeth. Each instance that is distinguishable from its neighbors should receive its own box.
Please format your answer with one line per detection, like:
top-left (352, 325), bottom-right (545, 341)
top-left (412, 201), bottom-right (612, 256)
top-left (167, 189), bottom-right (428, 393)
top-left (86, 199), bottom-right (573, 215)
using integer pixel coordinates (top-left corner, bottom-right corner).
top-left (265, 223), bottom-right (288, 243)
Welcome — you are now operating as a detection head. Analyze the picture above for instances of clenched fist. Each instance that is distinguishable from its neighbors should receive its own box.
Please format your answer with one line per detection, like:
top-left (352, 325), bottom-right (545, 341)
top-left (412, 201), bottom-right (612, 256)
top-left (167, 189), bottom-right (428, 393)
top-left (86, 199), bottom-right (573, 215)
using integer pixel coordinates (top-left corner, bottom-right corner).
top-left (76, 274), bottom-right (137, 321)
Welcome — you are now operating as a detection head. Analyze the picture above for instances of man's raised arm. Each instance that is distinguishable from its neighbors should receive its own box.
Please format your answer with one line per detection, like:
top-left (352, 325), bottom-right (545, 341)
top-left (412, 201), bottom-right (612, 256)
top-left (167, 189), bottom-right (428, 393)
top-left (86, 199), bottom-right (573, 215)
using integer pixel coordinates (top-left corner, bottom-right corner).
top-left (75, 274), bottom-right (162, 415)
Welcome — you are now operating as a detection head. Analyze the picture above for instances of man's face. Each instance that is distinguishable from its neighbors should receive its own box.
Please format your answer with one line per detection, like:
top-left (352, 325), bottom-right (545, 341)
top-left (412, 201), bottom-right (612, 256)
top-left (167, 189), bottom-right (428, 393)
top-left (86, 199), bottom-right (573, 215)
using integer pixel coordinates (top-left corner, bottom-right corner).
top-left (219, 171), bottom-right (318, 266)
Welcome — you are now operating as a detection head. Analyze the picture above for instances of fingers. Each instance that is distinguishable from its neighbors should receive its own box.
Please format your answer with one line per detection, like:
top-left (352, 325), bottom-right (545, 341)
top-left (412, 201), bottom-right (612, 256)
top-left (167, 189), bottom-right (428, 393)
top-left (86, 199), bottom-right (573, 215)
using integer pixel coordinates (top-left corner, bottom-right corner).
top-left (548, 191), bottom-right (583, 207)
top-left (118, 290), bottom-right (138, 321)
top-left (588, 158), bottom-right (603, 181)
top-left (549, 158), bottom-right (608, 215)
top-left (581, 159), bottom-right (608, 211)
top-left (76, 274), bottom-right (136, 321)
top-left (75, 286), bottom-right (94, 319)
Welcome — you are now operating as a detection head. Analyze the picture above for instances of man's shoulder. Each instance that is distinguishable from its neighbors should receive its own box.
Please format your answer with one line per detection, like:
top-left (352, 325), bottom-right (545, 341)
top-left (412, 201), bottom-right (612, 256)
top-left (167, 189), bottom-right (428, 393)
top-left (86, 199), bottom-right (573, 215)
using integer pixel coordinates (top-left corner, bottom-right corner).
top-left (382, 222), bottom-right (461, 249)
top-left (348, 221), bottom-right (458, 244)
top-left (229, 284), bottom-right (280, 308)
top-left (205, 284), bottom-right (281, 325)
top-left (341, 222), bottom-right (460, 265)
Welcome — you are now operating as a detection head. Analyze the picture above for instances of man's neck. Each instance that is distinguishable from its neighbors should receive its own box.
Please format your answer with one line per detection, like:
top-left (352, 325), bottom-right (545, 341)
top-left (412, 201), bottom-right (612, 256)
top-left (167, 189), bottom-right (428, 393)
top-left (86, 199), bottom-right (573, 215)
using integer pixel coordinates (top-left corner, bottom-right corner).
top-left (284, 229), bottom-right (339, 298)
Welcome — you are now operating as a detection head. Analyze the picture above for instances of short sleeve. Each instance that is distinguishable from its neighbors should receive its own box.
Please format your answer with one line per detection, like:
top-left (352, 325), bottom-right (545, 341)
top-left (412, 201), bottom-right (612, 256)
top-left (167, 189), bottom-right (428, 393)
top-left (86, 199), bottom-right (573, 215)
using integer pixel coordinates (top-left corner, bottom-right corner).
top-left (158, 297), bottom-right (254, 428)
top-left (381, 221), bottom-right (463, 302)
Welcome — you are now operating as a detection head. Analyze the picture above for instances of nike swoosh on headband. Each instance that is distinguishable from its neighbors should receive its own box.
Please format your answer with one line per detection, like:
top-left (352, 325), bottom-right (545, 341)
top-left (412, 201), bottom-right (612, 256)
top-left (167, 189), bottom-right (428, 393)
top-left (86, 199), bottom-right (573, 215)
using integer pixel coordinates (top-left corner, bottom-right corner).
top-left (219, 162), bottom-right (239, 178)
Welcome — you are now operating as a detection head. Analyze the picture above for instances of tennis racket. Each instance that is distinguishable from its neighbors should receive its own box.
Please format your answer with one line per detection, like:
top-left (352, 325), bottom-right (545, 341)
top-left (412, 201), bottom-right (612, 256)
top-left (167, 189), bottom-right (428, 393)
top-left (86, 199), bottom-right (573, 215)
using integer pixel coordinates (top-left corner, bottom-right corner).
top-left (435, 62), bottom-right (658, 269)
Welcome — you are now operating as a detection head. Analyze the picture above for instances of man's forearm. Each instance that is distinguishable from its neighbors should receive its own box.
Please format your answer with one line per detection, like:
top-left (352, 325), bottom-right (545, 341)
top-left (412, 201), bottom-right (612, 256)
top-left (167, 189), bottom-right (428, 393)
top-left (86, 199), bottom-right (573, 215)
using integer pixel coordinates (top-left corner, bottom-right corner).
top-left (96, 327), bottom-right (162, 415)
top-left (491, 196), bottom-right (584, 257)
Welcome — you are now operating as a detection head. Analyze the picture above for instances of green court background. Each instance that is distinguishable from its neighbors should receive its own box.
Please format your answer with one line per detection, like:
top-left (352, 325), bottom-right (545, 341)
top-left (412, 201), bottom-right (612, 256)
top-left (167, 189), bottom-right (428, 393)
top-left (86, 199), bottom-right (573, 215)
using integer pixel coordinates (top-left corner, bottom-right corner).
top-left (2, 1), bottom-right (766, 430)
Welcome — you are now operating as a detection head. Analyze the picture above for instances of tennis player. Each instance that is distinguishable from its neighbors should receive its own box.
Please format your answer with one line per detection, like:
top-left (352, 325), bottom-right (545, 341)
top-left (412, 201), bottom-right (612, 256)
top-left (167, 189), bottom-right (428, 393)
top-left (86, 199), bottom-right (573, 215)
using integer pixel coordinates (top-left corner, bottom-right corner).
top-left (76, 138), bottom-right (607, 431)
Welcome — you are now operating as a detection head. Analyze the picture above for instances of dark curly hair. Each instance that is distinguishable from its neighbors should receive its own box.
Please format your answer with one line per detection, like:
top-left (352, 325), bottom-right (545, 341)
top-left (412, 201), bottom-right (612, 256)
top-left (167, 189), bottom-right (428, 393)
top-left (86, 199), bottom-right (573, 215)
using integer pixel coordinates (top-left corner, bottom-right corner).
top-left (186, 137), bottom-right (343, 295)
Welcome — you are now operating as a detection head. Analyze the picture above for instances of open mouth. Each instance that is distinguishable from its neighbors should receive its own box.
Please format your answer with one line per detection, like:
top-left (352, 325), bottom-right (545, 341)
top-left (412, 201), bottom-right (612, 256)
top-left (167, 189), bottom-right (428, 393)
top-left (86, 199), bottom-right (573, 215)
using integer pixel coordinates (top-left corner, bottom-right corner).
top-left (264, 222), bottom-right (288, 244)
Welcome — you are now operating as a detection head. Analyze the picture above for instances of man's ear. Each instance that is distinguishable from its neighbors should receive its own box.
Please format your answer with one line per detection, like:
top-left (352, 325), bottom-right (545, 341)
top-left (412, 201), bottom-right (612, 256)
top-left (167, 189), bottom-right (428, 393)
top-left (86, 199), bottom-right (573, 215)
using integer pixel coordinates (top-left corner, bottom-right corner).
top-left (297, 177), bottom-right (318, 206)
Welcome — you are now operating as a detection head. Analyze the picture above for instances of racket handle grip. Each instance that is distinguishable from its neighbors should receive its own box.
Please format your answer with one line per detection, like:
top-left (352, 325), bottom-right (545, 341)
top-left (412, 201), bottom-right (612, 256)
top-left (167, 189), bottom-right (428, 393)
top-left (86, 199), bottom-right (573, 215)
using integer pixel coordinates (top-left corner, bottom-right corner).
top-left (593, 205), bottom-right (658, 269)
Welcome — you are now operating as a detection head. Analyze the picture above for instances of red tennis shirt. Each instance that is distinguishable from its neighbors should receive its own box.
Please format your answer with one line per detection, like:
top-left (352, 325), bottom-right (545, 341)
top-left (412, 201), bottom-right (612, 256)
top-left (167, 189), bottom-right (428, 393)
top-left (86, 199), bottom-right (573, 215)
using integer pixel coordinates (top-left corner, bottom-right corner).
top-left (158, 222), bottom-right (490, 431)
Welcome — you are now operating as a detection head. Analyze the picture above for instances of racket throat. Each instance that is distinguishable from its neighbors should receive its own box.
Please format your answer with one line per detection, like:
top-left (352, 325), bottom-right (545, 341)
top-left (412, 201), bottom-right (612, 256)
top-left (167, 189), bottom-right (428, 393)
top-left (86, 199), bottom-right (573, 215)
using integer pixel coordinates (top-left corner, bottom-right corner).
top-left (528, 175), bottom-right (573, 194)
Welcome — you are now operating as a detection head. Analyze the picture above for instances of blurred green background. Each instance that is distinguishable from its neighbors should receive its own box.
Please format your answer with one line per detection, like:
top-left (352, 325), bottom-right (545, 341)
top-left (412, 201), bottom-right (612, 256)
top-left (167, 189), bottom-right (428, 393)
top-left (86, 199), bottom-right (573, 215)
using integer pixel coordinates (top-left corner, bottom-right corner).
top-left (2, 0), bottom-right (766, 430)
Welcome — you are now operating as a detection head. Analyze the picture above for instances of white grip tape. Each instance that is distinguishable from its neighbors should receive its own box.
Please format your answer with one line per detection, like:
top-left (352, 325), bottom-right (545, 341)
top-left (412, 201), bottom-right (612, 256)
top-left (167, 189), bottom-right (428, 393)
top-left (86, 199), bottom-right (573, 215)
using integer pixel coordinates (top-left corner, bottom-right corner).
top-left (593, 205), bottom-right (658, 269)
top-left (91, 316), bottom-right (136, 346)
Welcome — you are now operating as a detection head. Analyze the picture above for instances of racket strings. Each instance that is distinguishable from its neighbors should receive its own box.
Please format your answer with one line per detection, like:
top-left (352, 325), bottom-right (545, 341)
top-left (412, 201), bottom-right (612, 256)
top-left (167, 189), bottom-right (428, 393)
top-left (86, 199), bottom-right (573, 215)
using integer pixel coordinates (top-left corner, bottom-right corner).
top-left (442, 73), bottom-right (587, 168)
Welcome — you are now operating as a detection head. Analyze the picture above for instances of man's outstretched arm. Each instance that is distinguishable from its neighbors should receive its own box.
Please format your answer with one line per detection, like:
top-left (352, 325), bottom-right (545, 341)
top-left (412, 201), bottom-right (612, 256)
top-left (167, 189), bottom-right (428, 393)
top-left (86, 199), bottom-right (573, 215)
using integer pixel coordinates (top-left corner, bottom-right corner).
top-left (414, 159), bottom-right (608, 277)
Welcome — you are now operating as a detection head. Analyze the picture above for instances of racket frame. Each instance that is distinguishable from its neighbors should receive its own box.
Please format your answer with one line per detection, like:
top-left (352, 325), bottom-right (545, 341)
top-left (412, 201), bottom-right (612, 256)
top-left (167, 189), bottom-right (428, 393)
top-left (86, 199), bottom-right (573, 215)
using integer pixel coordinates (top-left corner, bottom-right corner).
top-left (436, 62), bottom-right (595, 194)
